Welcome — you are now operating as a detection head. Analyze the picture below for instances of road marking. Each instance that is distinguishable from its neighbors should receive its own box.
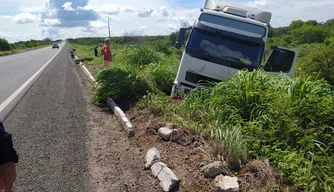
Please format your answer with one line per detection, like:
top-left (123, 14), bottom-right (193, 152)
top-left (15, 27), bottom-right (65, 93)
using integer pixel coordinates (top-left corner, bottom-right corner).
top-left (0, 44), bottom-right (64, 119)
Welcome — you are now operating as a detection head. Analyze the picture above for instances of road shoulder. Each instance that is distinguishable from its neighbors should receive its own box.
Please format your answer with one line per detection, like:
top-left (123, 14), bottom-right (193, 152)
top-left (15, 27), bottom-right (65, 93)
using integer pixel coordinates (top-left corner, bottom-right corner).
top-left (76, 61), bottom-right (159, 191)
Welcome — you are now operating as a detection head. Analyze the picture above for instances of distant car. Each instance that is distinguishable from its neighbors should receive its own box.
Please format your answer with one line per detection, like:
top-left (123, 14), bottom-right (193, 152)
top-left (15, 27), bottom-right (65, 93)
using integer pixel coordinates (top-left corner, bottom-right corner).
top-left (52, 43), bottom-right (59, 49)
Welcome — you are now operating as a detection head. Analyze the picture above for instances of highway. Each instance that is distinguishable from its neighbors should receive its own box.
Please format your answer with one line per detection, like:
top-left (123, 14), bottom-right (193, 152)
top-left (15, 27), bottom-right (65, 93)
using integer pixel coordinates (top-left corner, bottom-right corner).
top-left (1, 44), bottom-right (93, 191)
top-left (0, 43), bottom-right (159, 191)
top-left (0, 44), bottom-right (63, 105)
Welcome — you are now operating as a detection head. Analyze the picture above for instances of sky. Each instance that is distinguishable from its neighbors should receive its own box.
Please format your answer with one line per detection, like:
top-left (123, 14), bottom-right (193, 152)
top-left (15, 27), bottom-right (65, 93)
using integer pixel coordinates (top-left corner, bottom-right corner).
top-left (0, 0), bottom-right (333, 43)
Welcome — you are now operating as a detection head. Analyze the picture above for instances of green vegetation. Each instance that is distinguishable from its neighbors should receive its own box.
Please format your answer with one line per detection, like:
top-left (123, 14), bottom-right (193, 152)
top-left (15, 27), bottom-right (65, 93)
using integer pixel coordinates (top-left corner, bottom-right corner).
top-left (0, 38), bottom-right (61, 56)
top-left (139, 71), bottom-right (334, 191)
top-left (267, 19), bottom-right (334, 85)
top-left (70, 18), bottom-right (334, 191)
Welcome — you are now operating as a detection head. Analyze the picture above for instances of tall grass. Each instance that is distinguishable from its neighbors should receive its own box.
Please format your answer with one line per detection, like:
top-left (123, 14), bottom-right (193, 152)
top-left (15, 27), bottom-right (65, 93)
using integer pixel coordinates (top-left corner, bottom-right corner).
top-left (138, 70), bottom-right (333, 190)
top-left (91, 44), bottom-right (180, 103)
top-left (174, 70), bottom-right (334, 190)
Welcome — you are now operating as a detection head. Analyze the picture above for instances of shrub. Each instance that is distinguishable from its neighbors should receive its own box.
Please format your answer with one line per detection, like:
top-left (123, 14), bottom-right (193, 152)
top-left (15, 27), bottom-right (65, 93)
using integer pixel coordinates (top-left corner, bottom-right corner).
top-left (0, 38), bottom-right (11, 51)
top-left (115, 45), bottom-right (160, 67)
top-left (91, 67), bottom-right (153, 103)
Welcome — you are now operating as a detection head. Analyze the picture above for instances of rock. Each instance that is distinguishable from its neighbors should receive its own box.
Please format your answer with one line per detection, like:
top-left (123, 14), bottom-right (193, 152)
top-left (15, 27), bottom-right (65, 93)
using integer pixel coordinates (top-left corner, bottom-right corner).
top-left (157, 166), bottom-right (180, 192)
top-left (214, 175), bottom-right (239, 192)
top-left (145, 148), bottom-right (161, 169)
top-left (201, 161), bottom-right (229, 178)
top-left (151, 162), bottom-right (180, 191)
top-left (151, 162), bottom-right (167, 177)
top-left (158, 127), bottom-right (174, 141)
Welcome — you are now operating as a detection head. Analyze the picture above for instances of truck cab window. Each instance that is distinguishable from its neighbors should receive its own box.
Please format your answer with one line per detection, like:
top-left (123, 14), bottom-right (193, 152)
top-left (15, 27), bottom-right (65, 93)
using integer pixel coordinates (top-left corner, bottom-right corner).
top-left (264, 49), bottom-right (295, 73)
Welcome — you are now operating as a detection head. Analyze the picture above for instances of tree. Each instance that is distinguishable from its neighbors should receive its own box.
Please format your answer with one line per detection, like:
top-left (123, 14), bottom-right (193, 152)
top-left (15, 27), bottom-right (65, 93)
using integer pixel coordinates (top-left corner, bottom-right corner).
top-left (324, 19), bottom-right (334, 27)
top-left (290, 20), bottom-right (304, 29)
top-left (0, 38), bottom-right (11, 51)
top-left (43, 37), bottom-right (52, 42)
top-left (304, 20), bottom-right (319, 26)
top-left (291, 25), bottom-right (329, 45)
top-left (169, 32), bottom-right (178, 45)
top-left (298, 43), bottom-right (334, 85)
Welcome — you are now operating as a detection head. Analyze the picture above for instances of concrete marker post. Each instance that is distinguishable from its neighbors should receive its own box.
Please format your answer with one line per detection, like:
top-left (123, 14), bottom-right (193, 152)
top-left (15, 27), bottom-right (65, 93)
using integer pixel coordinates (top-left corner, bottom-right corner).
top-left (75, 53), bottom-right (135, 137)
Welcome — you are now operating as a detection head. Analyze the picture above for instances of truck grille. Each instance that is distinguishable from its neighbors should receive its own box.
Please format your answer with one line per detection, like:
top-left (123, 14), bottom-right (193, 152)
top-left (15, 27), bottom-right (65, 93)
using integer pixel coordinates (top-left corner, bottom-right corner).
top-left (185, 71), bottom-right (221, 84)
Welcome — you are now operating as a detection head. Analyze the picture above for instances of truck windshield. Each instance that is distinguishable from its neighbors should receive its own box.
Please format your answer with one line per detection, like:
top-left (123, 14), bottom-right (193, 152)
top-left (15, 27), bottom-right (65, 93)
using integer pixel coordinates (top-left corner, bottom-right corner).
top-left (185, 28), bottom-right (264, 70)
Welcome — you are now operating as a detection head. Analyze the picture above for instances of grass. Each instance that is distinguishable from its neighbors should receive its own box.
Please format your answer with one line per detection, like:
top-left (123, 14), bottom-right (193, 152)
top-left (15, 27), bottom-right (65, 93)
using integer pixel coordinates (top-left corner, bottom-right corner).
top-left (69, 37), bottom-right (334, 191)
top-left (140, 70), bottom-right (334, 191)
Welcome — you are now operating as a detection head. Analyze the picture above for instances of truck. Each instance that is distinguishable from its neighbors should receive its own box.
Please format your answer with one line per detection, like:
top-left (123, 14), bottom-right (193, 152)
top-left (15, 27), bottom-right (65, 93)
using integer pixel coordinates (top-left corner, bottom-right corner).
top-left (172, 0), bottom-right (298, 97)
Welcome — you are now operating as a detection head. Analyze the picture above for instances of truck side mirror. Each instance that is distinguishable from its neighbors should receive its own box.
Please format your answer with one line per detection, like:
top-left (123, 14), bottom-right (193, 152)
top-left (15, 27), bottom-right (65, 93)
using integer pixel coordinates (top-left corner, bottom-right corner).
top-left (174, 28), bottom-right (187, 49)
top-left (263, 47), bottom-right (298, 76)
top-left (175, 42), bottom-right (182, 49)
top-left (272, 50), bottom-right (287, 66)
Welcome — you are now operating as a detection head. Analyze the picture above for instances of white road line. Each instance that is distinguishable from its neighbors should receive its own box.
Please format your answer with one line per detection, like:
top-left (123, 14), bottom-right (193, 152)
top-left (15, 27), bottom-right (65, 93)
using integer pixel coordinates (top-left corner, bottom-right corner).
top-left (0, 44), bottom-right (64, 120)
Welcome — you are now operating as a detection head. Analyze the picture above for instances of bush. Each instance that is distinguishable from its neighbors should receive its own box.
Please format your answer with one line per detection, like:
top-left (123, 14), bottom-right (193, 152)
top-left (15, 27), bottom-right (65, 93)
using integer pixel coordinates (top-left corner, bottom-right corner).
top-left (91, 44), bottom-right (180, 103)
top-left (299, 43), bottom-right (334, 85)
top-left (115, 45), bottom-right (160, 67)
top-left (0, 38), bottom-right (10, 51)
top-left (144, 59), bottom-right (179, 94)
top-left (91, 67), bottom-right (153, 103)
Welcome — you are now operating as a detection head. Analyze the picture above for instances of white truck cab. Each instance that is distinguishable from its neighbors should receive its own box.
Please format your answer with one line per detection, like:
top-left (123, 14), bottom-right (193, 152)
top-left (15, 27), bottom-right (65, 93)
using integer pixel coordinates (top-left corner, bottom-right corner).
top-left (172, 0), bottom-right (298, 97)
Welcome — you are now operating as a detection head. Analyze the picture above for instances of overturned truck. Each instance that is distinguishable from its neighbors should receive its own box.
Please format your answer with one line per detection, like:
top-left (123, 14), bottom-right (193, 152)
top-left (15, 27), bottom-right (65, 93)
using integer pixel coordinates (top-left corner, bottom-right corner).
top-left (172, 0), bottom-right (298, 97)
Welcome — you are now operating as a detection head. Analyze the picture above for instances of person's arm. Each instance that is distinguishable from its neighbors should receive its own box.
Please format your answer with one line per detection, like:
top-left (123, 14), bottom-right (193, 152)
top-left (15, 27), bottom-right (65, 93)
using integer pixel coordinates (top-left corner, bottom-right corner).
top-left (101, 46), bottom-right (106, 56)
top-left (0, 122), bottom-right (18, 165)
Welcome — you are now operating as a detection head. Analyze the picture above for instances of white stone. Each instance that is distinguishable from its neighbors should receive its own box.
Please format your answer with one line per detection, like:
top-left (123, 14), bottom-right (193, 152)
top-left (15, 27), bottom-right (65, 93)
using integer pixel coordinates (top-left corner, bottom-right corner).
top-left (157, 167), bottom-right (180, 192)
top-left (151, 162), bottom-right (167, 177)
top-left (214, 175), bottom-right (239, 192)
top-left (145, 148), bottom-right (161, 169)
top-left (158, 127), bottom-right (173, 141)
top-left (201, 161), bottom-right (229, 178)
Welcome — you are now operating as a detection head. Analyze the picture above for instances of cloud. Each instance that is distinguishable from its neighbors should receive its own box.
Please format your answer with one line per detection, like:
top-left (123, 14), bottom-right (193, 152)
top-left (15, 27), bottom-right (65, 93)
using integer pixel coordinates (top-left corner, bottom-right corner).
top-left (167, 24), bottom-right (179, 31)
top-left (41, 27), bottom-right (60, 38)
top-left (160, 6), bottom-right (169, 17)
top-left (78, 4), bottom-right (135, 15)
top-left (246, 0), bottom-right (334, 27)
top-left (137, 8), bottom-right (154, 17)
top-left (124, 26), bottom-right (147, 36)
top-left (12, 13), bottom-right (37, 24)
top-left (89, 20), bottom-right (107, 28)
top-left (44, 0), bottom-right (99, 27)
top-left (20, 5), bottom-right (45, 13)
top-left (0, 15), bottom-right (12, 19)
top-left (171, 16), bottom-right (191, 28)
top-left (2, 0), bottom-right (334, 42)
top-left (121, 6), bottom-right (135, 12)
top-left (62, 2), bottom-right (74, 11)
top-left (43, 18), bottom-right (61, 26)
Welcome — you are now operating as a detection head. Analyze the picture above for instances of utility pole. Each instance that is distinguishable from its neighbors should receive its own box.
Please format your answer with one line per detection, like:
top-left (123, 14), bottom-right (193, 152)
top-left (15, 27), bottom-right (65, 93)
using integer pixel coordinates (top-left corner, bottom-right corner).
top-left (107, 16), bottom-right (111, 38)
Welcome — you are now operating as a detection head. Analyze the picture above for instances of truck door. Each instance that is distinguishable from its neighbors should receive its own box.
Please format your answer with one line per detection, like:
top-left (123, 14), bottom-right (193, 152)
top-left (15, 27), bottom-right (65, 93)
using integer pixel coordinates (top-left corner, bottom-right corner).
top-left (262, 47), bottom-right (298, 77)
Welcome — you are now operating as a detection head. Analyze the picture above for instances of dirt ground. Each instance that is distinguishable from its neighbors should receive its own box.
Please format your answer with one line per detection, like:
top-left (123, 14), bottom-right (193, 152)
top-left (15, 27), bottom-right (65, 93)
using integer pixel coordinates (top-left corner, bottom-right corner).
top-left (127, 110), bottom-right (216, 192)
top-left (77, 64), bottom-right (216, 192)
top-left (77, 61), bottom-right (291, 192)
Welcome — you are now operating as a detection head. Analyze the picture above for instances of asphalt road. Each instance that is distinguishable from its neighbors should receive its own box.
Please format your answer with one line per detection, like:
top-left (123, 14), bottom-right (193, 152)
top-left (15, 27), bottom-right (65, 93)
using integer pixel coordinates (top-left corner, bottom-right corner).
top-left (0, 44), bottom-right (63, 104)
top-left (3, 44), bottom-right (92, 191)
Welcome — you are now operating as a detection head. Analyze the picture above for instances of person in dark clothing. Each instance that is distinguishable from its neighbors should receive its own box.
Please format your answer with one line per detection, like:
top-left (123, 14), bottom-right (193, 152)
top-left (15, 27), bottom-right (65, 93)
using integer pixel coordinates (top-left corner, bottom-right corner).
top-left (0, 121), bottom-right (18, 191)
top-left (94, 46), bottom-right (98, 57)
